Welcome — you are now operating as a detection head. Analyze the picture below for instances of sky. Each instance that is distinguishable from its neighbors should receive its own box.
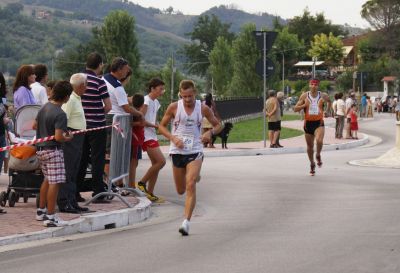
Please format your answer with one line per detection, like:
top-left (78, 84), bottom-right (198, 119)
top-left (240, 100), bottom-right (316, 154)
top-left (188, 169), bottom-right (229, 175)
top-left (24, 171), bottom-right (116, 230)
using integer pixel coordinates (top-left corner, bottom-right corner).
top-left (131, 0), bottom-right (369, 28)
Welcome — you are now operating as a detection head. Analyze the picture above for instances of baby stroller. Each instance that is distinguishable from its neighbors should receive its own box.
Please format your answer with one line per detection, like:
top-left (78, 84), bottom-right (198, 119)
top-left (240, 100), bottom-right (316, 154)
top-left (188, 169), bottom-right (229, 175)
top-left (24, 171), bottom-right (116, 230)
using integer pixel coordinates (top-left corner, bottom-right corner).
top-left (0, 105), bottom-right (43, 207)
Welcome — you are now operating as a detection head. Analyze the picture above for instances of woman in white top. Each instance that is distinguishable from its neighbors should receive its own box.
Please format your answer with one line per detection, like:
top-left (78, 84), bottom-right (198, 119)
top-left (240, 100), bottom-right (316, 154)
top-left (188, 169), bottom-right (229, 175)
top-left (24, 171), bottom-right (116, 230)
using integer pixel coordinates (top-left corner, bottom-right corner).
top-left (335, 92), bottom-right (346, 139)
top-left (30, 64), bottom-right (49, 106)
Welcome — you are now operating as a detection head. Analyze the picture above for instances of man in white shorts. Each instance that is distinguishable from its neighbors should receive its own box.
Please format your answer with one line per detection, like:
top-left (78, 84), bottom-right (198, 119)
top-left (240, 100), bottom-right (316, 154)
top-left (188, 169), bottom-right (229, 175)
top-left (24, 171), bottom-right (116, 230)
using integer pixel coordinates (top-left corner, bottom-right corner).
top-left (158, 80), bottom-right (221, 236)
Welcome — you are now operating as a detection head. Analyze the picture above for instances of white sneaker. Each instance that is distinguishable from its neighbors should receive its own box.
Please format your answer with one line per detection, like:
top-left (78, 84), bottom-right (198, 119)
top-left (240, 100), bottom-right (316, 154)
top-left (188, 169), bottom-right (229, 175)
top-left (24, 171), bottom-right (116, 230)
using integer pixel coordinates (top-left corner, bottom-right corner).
top-left (43, 214), bottom-right (68, 227)
top-left (179, 219), bottom-right (190, 236)
top-left (35, 208), bottom-right (47, 221)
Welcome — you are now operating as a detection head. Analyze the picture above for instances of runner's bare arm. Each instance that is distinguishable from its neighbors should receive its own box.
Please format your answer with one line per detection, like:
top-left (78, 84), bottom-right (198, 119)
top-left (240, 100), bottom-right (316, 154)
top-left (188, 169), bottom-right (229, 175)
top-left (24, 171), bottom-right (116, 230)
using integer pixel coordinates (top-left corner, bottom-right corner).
top-left (158, 103), bottom-right (183, 149)
top-left (201, 105), bottom-right (222, 144)
top-left (293, 93), bottom-right (307, 112)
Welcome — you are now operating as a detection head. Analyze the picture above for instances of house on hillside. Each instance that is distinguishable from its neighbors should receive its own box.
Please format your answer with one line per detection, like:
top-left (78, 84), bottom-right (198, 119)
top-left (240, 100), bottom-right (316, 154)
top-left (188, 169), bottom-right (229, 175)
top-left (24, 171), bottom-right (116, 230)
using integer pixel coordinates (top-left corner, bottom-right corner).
top-left (341, 34), bottom-right (369, 68)
top-left (37, 10), bottom-right (51, 20)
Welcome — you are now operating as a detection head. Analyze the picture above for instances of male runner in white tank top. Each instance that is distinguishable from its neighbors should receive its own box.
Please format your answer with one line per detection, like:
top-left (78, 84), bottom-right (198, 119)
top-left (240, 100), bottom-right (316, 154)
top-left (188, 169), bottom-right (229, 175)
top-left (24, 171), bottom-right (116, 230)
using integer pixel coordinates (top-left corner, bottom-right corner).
top-left (158, 80), bottom-right (221, 236)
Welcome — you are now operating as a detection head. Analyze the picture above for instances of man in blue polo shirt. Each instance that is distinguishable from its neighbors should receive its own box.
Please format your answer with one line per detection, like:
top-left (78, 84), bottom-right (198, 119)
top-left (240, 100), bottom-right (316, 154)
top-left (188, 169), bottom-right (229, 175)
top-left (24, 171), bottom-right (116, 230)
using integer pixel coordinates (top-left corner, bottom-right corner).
top-left (103, 57), bottom-right (142, 116)
top-left (76, 52), bottom-right (112, 203)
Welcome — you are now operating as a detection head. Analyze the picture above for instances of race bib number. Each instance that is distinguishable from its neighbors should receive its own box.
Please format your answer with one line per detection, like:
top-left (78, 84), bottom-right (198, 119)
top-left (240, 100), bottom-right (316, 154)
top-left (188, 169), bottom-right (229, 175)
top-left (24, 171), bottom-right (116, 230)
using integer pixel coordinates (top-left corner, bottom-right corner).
top-left (181, 134), bottom-right (194, 151)
top-left (309, 103), bottom-right (319, 115)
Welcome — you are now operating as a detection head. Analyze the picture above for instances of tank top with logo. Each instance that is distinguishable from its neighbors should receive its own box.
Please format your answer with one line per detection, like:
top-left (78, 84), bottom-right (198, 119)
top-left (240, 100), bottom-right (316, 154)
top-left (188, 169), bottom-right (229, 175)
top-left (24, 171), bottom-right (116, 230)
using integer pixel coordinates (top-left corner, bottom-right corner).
top-left (304, 91), bottom-right (324, 121)
top-left (169, 99), bottom-right (203, 155)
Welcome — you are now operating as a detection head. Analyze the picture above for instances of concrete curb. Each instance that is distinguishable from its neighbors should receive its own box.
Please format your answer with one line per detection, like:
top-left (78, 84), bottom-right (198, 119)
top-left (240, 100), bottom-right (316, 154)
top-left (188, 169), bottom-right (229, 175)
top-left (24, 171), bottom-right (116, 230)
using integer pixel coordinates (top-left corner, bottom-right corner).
top-left (349, 147), bottom-right (400, 169)
top-left (145, 134), bottom-right (370, 158)
top-left (0, 197), bottom-right (152, 246)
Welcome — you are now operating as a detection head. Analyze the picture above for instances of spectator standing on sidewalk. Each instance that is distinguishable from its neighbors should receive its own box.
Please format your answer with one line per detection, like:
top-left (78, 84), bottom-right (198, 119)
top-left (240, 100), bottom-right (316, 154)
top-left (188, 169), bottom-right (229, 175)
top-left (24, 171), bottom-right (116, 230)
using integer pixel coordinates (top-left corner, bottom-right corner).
top-left (332, 93), bottom-right (339, 138)
top-left (361, 93), bottom-right (367, 118)
top-left (31, 64), bottom-right (49, 106)
top-left (57, 73), bottom-right (89, 214)
top-left (158, 80), bottom-right (221, 236)
top-left (137, 78), bottom-right (166, 202)
top-left (126, 94), bottom-right (145, 192)
top-left (265, 90), bottom-right (282, 148)
top-left (276, 91), bottom-right (285, 147)
top-left (350, 104), bottom-right (359, 139)
top-left (35, 81), bottom-right (73, 227)
top-left (294, 79), bottom-right (331, 176)
top-left (345, 92), bottom-right (355, 139)
top-left (13, 65), bottom-right (37, 111)
top-left (201, 93), bottom-right (220, 148)
top-left (366, 96), bottom-right (374, 118)
top-left (76, 52), bottom-right (112, 203)
top-left (336, 92), bottom-right (346, 139)
top-left (102, 58), bottom-right (143, 186)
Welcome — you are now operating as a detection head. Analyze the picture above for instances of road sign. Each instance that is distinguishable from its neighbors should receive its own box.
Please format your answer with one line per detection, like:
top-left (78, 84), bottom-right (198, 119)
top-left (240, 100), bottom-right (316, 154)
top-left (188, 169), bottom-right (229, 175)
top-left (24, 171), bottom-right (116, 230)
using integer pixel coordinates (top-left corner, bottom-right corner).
top-left (253, 31), bottom-right (278, 52)
top-left (255, 58), bottom-right (275, 78)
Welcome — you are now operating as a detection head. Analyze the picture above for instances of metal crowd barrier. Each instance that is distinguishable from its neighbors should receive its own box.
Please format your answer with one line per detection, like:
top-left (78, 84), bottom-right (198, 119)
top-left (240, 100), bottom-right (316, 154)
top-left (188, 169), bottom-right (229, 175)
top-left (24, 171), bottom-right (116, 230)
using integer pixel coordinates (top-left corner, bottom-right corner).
top-left (85, 113), bottom-right (137, 208)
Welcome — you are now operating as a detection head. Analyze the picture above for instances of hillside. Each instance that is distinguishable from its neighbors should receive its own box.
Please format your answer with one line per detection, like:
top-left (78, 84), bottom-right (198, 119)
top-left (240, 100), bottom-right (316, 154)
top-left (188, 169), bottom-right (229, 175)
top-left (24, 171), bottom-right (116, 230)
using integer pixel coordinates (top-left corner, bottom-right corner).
top-left (0, 0), bottom-right (366, 76)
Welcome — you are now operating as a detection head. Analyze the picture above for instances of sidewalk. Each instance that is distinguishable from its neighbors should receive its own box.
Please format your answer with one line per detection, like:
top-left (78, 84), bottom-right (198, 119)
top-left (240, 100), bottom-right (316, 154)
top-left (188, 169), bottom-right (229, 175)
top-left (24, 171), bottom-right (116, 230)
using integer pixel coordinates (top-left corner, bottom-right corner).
top-left (0, 118), bottom-right (369, 247)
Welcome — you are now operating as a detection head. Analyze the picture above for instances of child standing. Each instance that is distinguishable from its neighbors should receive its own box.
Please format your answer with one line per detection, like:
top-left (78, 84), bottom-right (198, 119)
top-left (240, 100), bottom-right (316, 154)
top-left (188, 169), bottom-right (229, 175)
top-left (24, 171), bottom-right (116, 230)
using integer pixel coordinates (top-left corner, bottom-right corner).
top-left (350, 104), bottom-right (359, 139)
top-left (35, 81), bottom-right (73, 227)
top-left (128, 94), bottom-right (145, 190)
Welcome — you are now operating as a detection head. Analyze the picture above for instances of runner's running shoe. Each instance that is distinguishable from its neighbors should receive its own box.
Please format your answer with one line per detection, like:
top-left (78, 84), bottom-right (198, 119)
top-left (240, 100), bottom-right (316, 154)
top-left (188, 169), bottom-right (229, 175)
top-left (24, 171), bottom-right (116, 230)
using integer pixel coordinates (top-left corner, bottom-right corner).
top-left (179, 219), bottom-right (190, 236)
top-left (316, 155), bottom-right (323, 167)
top-left (310, 163), bottom-right (316, 176)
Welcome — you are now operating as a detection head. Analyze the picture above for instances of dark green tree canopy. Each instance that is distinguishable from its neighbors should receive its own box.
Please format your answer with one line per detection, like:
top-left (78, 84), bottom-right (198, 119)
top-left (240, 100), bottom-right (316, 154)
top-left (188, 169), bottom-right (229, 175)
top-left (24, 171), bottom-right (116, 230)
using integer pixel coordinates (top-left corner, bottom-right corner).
top-left (183, 14), bottom-right (235, 76)
top-left (287, 9), bottom-right (347, 45)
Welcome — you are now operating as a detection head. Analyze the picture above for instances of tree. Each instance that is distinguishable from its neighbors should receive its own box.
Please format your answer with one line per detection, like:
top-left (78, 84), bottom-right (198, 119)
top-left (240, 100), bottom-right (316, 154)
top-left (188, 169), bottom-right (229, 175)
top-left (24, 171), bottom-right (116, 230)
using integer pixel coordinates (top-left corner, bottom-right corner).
top-left (97, 10), bottom-right (140, 92)
top-left (273, 27), bottom-right (305, 78)
top-left (165, 6), bottom-right (174, 14)
top-left (209, 37), bottom-right (233, 97)
top-left (288, 9), bottom-right (347, 45)
top-left (160, 57), bottom-right (183, 102)
top-left (183, 14), bottom-right (235, 77)
top-left (308, 33), bottom-right (344, 67)
top-left (361, 0), bottom-right (400, 32)
top-left (361, 0), bottom-right (400, 57)
top-left (230, 23), bottom-right (261, 97)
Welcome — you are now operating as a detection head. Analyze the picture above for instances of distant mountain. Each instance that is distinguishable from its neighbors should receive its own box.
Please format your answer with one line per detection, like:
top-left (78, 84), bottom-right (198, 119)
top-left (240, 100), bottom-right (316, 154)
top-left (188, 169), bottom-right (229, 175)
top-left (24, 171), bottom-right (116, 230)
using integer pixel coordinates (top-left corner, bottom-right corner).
top-left (0, 0), bottom-right (366, 75)
top-left (200, 5), bottom-right (286, 33)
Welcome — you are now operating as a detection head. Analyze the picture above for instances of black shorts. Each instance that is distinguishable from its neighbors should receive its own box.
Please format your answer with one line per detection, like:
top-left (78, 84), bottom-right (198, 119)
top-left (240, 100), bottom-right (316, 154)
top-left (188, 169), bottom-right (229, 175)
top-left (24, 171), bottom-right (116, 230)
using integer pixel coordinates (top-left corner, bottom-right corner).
top-left (268, 121), bottom-right (281, 131)
top-left (304, 120), bottom-right (324, 136)
top-left (171, 153), bottom-right (204, 168)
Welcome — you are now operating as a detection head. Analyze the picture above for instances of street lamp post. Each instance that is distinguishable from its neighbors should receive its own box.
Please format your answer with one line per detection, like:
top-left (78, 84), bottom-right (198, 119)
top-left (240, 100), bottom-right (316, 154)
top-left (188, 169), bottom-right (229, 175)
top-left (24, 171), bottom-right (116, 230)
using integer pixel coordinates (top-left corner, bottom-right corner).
top-left (312, 56), bottom-right (317, 78)
top-left (200, 49), bottom-right (214, 96)
top-left (281, 52), bottom-right (285, 96)
top-left (171, 52), bottom-right (175, 102)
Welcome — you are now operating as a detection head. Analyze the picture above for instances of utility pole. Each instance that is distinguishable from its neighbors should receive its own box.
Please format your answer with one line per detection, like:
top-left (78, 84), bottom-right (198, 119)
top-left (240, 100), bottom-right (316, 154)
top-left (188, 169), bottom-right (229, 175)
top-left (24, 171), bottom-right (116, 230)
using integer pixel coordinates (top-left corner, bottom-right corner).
top-left (263, 32), bottom-right (267, 148)
top-left (170, 52), bottom-right (174, 102)
top-left (282, 52), bottom-right (285, 96)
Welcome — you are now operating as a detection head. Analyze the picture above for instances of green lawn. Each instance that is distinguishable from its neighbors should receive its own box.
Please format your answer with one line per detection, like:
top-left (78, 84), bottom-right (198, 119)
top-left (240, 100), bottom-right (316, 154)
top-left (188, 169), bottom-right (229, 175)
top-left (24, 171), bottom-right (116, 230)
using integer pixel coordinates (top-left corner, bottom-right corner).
top-left (225, 114), bottom-right (303, 143)
top-left (158, 114), bottom-right (303, 144)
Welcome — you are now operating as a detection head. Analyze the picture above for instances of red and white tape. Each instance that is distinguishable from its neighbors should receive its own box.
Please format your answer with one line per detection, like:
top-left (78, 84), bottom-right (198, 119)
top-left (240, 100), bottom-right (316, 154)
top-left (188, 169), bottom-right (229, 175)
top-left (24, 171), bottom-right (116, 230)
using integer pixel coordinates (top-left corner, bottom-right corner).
top-left (0, 123), bottom-right (123, 152)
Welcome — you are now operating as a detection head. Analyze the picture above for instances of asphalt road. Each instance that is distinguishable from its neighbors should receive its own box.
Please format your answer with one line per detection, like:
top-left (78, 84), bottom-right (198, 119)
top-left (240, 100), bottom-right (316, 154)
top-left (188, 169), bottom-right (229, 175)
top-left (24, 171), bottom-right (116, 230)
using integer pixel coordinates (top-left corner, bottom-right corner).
top-left (0, 114), bottom-right (399, 273)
